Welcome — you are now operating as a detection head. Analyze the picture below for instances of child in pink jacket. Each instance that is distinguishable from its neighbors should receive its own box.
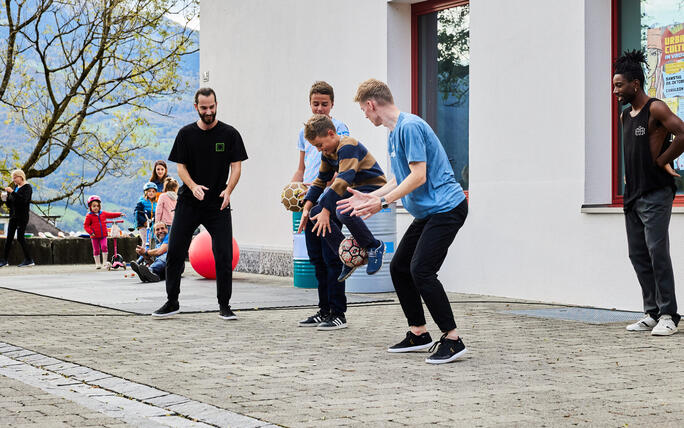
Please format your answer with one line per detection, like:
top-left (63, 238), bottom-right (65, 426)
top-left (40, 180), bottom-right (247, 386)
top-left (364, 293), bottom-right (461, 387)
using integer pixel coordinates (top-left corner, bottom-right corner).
top-left (155, 178), bottom-right (178, 227)
top-left (83, 195), bottom-right (124, 269)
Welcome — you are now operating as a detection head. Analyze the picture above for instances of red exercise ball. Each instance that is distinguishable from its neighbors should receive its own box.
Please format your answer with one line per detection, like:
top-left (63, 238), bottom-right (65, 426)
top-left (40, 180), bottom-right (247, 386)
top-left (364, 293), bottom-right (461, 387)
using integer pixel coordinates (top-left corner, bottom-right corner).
top-left (188, 230), bottom-right (240, 279)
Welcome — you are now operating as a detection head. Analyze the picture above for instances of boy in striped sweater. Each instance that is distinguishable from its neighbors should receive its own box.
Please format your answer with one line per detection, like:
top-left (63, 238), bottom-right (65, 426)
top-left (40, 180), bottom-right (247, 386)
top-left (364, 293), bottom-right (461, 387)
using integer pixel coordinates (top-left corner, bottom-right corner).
top-left (298, 114), bottom-right (387, 291)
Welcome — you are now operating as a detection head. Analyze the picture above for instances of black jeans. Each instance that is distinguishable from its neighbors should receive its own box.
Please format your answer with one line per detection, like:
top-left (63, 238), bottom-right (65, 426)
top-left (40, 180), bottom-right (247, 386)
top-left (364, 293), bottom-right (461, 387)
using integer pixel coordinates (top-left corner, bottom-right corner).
top-left (3, 217), bottom-right (31, 261)
top-left (390, 200), bottom-right (468, 332)
top-left (625, 187), bottom-right (680, 325)
top-left (165, 201), bottom-right (233, 307)
top-left (305, 204), bottom-right (346, 315)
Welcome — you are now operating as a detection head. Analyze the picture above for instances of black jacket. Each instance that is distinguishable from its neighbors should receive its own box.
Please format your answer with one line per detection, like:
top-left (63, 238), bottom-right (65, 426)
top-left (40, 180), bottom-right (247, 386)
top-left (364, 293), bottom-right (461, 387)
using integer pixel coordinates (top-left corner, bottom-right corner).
top-left (5, 183), bottom-right (32, 221)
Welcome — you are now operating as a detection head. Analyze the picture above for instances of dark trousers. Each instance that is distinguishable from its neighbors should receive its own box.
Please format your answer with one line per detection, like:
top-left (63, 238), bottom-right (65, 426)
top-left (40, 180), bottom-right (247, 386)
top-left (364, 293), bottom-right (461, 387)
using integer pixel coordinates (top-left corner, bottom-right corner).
top-left (625, 187), bottom-right (680, 325)
top-left (3, 217), bottom-right (31, 261)
top-left (305, 205), bottom-right (346, 315)
top-left (165, 201), bottom-right (233, 307)
top-left (390, 200), bottom-right (468, 332)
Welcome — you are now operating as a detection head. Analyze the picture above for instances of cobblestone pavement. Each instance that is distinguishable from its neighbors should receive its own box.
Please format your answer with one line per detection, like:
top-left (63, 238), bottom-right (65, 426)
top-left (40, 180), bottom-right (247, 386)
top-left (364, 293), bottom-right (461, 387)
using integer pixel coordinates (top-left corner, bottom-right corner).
top-left (1, 268), bottom-right (684, 427)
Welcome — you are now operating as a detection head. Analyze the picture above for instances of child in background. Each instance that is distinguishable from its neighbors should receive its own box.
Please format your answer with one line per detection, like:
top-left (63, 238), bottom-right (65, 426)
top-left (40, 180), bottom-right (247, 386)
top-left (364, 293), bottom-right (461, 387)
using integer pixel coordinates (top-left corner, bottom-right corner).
top-left (83, 195), bottom-right (124, 269)
top-left (135, 182), bottom-right (158, 247)
top-left (156, 177), bottom-right (178, 227)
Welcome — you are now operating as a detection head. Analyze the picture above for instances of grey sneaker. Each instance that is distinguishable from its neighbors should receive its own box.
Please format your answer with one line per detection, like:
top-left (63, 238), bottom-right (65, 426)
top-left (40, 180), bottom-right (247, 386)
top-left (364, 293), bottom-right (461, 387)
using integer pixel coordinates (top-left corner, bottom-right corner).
top-left (626, 314), bottom-right (657, 331)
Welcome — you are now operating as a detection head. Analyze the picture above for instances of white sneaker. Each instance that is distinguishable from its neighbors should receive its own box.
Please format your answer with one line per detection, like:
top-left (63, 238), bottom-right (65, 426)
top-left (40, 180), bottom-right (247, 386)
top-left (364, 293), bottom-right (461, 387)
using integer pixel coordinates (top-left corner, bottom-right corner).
top-left (626, 314), bottom-right (657, 331)
top-left (651, 315), bottom-right (678, 336)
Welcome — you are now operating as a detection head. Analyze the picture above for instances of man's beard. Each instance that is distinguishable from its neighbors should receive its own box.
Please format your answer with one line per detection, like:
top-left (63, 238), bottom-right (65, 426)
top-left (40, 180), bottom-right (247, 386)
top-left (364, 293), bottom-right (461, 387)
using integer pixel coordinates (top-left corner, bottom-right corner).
top-left (199, 112), bottom-right (215, 124)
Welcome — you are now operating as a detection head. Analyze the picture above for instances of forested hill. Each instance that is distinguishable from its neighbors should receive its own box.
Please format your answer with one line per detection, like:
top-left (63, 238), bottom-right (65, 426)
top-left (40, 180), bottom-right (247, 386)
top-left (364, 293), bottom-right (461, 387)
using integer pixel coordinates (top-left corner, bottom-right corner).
top-left (1, 24), bottom-right (199, 233)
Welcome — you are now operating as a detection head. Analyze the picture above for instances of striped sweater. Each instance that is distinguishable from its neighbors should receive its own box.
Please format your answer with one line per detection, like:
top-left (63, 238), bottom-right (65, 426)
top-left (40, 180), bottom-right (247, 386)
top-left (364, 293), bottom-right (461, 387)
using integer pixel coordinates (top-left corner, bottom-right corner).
top-left (305, 136), bottom-right (387, 213)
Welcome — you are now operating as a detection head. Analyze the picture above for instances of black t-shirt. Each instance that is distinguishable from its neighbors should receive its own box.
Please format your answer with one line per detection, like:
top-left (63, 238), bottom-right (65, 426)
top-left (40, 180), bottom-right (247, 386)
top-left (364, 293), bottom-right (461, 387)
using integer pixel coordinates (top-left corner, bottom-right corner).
top-left (169, 121), bottom-right (248, 206)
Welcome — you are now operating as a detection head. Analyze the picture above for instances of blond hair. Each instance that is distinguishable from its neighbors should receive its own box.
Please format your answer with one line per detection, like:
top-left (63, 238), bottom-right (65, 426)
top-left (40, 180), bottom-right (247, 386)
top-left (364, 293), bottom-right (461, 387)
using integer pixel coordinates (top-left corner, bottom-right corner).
top-left (163, 177), bottom-right (178, 192)
top-left (309, 81), bottom-right (334, 103)
top-left (304, 114), bottom-right (336, 142)
top-left (353, 79), bottom-right (394, 105)
top-left (11, 169), bottom-right (26, 181)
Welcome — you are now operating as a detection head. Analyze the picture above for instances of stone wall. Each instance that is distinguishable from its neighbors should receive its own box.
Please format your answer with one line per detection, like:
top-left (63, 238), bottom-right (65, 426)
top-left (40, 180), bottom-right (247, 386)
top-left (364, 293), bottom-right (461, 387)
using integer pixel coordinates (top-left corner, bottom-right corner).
top-left (0, 237), bottom-right (139, 265)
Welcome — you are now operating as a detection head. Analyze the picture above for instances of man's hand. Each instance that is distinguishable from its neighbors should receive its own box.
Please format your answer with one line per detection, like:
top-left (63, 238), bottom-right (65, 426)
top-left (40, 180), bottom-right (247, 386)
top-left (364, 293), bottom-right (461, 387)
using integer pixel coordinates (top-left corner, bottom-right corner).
top-left (665, 164), bottom-right (681, 178)
top-left (311, 207), bottom-right (331, 237)
top-left (337, 188), bottom-right (382, 219)
top-left (219, 189), bottom-right (231, 210)
top-left (135, 245), bottom-right (145, 256)
top-left (297, 200), bottom-right (314, 234)
top-left (191, 184), bottom-right (209, 201)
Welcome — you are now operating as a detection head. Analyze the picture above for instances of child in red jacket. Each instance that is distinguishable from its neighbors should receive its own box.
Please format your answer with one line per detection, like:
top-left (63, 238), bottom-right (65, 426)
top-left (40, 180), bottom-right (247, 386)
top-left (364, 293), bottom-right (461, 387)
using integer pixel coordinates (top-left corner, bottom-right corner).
top-left (83, 195), bottom-right (124, 269)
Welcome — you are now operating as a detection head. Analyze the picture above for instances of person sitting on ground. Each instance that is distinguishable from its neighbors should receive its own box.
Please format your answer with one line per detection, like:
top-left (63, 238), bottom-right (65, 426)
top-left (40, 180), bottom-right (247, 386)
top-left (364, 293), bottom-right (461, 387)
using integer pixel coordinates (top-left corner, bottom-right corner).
top-left (134, 182), bottom-right (158, 247)
top-left (155, 177), bottom-right (178, 228)
top-left (83, 195), bottom-right (124, 269)
top-left (130, 222), bottom-right (170, 283)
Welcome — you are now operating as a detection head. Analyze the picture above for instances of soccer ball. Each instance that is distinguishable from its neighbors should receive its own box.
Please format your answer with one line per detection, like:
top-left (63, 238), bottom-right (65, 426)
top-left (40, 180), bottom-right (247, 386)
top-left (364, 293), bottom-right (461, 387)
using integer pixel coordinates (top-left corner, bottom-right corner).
top-left (281, 182), bottom-right (308, 212)
top-left (338, 236), bottom-right (368, 268)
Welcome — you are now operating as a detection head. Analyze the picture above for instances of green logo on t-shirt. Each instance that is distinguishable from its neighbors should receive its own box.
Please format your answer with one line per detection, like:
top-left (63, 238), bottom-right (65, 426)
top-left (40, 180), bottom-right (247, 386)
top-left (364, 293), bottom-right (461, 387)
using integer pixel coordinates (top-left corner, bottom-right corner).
top-left (216, 142), bottom-right (225, 152)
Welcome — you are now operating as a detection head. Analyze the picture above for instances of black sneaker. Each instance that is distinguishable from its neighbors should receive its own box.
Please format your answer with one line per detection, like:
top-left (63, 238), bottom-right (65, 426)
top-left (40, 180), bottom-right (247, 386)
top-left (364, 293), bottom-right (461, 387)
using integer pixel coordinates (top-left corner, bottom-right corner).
top-left (219, 305), bottom-right (237, 320)
top-left (130, 261), bottom-right (144, 281)
top-left (425, 334), bottom-right (467, 364)
top-left (298, 310), bottom-right (328, 327)
top-left (151, 301), bottom-right (179, 318)
top-left (387, 331), bottom-right (433, 353)
top-left (337, 265), bottom-right (357, 282)
top-left (138, 264), bottom-right (160, 283)
top-left (0, 259), bottom-right (7, 268)
top-left (17, 259), bottom-right (35, 267)
top-left (316, 314), bottom-right (347, 330)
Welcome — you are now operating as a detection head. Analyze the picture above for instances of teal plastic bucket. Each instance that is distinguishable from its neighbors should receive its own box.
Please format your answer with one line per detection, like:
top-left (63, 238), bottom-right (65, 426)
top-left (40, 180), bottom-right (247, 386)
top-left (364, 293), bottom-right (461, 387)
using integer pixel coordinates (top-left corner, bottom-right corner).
top-left (293, 211), bottom-right (317, 289)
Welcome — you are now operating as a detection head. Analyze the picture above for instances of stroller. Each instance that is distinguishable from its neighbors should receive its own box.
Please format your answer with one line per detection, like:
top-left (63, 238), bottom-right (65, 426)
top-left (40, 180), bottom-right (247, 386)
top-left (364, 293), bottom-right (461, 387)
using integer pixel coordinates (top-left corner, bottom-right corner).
top-left (106, 220), bottom-right (126, 270)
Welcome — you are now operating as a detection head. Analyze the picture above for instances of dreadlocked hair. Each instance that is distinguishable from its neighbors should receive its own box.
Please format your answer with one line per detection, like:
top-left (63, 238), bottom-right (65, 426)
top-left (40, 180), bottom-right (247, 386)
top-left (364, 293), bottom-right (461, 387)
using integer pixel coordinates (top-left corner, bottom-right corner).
top-left (614, 50), bottom-right (647, 88)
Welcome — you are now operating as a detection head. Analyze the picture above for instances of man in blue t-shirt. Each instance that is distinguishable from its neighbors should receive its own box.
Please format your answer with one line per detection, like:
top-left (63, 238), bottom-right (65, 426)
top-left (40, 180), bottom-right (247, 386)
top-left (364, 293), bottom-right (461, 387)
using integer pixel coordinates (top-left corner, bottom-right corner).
top-left (338, 79), bottom-right (469, 364)
top-left (292, 81), bottom-right (352, 331)
top-left (131, 222), bottom-right (170, 283)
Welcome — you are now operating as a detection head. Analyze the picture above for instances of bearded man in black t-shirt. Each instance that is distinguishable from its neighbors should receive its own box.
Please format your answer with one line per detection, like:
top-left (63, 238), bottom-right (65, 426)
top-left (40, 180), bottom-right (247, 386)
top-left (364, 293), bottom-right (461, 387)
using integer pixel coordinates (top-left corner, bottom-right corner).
top-left (152, 87), bottom-right (248, 319)
top-left (613, 51), bottom-right (684, 336)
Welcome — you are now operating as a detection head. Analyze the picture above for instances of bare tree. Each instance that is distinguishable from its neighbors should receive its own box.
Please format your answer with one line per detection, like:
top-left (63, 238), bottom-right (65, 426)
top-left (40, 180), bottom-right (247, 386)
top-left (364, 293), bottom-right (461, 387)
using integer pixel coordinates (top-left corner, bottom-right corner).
top-left (0, 0), bottom-right (198, 204)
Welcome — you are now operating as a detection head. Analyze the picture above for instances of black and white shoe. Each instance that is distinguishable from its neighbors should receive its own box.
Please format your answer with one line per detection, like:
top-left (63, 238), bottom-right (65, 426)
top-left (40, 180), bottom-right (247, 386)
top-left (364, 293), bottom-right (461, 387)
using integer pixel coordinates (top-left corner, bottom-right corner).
top-left (387, 331), bottom-right (433, 353)
top-left (425, 334), bottom-right (467, 364)
top-left (137, 264), bottom-right (160, 282)
top-left (219, 305), bottom-right (237, 320)
top-left (17, 259), bottom-right (35, 267)
top-left (0, 259), bottom-right (7, 268)
top-left (130, 261), bottom-right (144, 281)
top-left (298, 310), bottom-right (328, 327)
top-left (337, 265), bottom-right (357, 282)
top-left (151, 301), bottom-right (179, 318)
top-left (316, 314), bottom-right (347, 330)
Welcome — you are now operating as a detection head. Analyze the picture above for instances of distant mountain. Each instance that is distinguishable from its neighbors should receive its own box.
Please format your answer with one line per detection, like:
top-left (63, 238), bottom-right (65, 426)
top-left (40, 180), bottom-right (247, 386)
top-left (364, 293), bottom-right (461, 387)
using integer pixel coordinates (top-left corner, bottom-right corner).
top-left (1, 22), bottom-right (199, 233)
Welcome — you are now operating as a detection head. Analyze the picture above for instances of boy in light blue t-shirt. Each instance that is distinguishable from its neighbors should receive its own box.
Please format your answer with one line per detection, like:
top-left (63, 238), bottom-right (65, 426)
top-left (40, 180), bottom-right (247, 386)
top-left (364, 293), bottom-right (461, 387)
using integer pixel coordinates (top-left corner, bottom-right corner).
top-left (339, 79), bottom-right (469, 365)
top-left (291, 81), bottom-right (351, 331)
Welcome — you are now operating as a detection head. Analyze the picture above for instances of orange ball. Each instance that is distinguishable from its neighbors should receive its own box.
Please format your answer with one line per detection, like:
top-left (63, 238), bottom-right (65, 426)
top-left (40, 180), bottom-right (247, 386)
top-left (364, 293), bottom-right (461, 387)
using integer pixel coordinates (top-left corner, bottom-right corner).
top-left (188, 230), bottom-right (240, 279)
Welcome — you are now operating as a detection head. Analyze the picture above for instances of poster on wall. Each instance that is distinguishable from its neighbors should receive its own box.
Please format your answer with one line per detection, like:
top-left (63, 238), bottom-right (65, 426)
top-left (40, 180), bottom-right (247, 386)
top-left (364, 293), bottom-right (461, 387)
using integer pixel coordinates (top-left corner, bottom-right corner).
top-left (647, 23), bottom-right (684, 169)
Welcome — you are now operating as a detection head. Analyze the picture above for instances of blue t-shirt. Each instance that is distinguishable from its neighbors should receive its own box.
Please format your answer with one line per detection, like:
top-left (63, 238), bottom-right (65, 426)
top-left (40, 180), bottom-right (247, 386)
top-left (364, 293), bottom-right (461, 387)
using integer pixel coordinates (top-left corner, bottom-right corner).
top-left (297, 117), bottom-right (349, 184)
top-left (155, 233), bottom-right (170, 263)
top-left (388, 112), bottom-right (465, 219)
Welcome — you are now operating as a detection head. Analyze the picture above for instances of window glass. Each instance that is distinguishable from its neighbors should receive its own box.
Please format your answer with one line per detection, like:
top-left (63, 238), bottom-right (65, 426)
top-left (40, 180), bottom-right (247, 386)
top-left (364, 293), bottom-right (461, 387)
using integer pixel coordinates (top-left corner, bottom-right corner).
top-left (417, 4), bottom-right (470, 189)
top-left (618, 0), bottom-right (684, 195)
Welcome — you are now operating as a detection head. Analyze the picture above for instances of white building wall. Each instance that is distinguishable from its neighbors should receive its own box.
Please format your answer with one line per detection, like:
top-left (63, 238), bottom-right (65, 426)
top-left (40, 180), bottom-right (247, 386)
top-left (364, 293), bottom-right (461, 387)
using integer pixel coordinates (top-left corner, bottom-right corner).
top-left (202, 0), bottom-right (684, 312)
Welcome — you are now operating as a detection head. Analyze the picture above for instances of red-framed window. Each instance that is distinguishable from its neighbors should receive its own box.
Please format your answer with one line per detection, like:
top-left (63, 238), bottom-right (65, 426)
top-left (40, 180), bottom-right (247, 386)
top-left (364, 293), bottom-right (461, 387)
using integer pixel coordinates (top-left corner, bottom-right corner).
top-left (612, 0), bottom-right (684, 205)
top-left (411, 0), bottom-right (470, 191)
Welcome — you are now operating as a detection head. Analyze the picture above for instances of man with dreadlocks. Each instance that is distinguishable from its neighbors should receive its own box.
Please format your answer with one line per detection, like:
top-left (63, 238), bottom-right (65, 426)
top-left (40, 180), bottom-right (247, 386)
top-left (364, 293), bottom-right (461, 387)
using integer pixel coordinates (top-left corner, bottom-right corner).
top-left (613, 50), bottom-right (684, 336)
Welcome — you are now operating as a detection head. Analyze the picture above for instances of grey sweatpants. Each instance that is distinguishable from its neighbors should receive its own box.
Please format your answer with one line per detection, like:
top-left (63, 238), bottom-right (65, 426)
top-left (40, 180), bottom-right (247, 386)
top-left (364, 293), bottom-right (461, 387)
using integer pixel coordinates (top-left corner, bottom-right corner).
top-left (625, 187), bottom-right (680, 325)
